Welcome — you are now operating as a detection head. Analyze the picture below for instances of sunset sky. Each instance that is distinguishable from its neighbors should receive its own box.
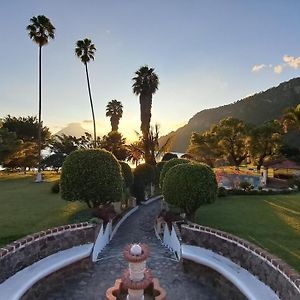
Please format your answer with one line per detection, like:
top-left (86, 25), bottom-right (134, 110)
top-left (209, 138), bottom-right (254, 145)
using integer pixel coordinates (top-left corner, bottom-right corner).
top-left (1, 0), bottom-right (300, 141)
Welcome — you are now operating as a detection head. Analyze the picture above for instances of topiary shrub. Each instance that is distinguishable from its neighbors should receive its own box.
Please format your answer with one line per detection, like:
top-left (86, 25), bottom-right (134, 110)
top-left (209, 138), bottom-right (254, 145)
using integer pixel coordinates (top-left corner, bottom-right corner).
top-left (217, 186), bottom-right (227, 197)
top-left (239, 181), bottom-right (254, 191)
top-left (51, 180), bottom-right (60, 193)
top-left (155, 161), bottom-right (167, 188)
top-left (162, 152), bottom-right (178, 161)
top-left (131, 175), bottom-right (145, 204)
top-left (119, 161), bottom-right (134, 188)
top-left (163, 163), bottom-right (217, 219)
top-left (134, 163), bottom-right (155, 186)
top-left (60, 149), bottom-right (123, 208)
top-left (160, 158), bottom-right (189, 188)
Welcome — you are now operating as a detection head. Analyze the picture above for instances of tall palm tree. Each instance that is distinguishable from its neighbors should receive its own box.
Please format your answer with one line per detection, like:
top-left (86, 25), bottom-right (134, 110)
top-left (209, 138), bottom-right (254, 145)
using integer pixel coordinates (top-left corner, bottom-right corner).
top-left (75, 39), bottom-right (97, 148)
top-left (132, 66), bottom-right (159, 165)
top-left (26, 15), bottom-right (55, 182)
top-left (283, 104), bottom-right (300, 132)
top-left (106, 100), bottom-right (123, 132)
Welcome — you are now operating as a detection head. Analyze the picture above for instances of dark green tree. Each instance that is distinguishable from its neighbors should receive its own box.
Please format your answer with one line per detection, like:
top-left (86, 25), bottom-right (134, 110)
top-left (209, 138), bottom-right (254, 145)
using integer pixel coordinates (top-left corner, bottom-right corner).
top-left (211, 117), bottom-right (250, 167)
top-left (187, 131), bottom-right (219, 167)
top-left (132, 66), bottom-right (159, 165)
top-left (248, 121), bottom-right (283, 170)
top-left (283, 103), bottom-right (300, 132)
top-left (26, 15), bottom-right (55, 177)
top-left (100, 131), bottom-right (128, 160)
top-left (106, 100), bottom-right (123, 132)
top-left (0, 127), bottom-right (21, 164)
top-left (42, 134), bottom-right (80, 170)
top-left (75, 39), bottom-right (97, 148)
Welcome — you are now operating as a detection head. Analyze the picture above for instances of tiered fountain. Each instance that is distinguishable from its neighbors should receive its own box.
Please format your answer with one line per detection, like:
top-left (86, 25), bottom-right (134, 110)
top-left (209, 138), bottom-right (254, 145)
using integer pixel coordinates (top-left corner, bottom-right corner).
top-left (106, 243), bottom-right (166, 300)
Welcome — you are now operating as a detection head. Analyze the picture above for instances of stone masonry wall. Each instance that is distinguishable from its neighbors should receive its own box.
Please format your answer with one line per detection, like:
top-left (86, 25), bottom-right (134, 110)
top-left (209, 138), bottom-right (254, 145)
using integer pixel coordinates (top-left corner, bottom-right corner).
top-left (180, 224), bottom-right (300, 300)
top-left (0, 222), bottom-right (96, 283)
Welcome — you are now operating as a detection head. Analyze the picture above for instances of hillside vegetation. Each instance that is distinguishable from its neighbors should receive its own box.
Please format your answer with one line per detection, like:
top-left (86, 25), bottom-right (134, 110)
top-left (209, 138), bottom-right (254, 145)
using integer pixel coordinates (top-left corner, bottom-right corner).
top-left (161, 77), bottom-right (300, 152)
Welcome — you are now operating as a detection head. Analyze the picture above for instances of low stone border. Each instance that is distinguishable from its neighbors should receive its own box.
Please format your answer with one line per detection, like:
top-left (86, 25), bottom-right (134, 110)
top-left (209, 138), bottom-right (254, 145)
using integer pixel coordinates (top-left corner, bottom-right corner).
top-left (110, 206), bottom-right (140, 240)
top-left (0, 222), bottom-right (96, 283)
top-left (143, 195), bottom-right (163, 205)
top-left (181, 223), bottom-right (300, 299)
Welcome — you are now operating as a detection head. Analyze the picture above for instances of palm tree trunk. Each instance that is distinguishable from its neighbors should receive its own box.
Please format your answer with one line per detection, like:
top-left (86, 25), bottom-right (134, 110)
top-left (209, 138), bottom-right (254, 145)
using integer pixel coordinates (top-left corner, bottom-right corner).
top-left (85, 63), bottom-right (97, 148)
top-left (38, 45), bottom-right (42, 173)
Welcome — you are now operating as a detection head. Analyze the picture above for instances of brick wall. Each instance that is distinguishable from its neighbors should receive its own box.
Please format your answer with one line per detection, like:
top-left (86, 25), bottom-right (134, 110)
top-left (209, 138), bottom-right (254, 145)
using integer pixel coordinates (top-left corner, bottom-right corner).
top-left (180, 224), bottom-right (300, 300)
top-left (0, 222), bottom-right (96, 283)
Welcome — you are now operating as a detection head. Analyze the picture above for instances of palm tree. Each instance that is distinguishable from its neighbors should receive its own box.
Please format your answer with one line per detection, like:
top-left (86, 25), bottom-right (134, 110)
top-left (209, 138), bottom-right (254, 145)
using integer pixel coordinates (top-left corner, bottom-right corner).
top-left (75, 39), bottom-right (97, 148)
top-left (132, 66), bottom-right (159, 165)
top-left (283, 104), bottom-right (300, 132)
top-left (26, 15), bottom-right (55, 182)
top-left (126, 141), bottom-right (144, 167)
top-left (106, 100), bottom-right (123, 132)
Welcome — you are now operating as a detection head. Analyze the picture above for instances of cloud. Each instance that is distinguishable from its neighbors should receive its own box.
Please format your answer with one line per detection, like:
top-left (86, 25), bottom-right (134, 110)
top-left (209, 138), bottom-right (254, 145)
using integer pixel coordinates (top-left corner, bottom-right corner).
top-left (274, 65), bottom-right (283, 74)
top-left (251, 64), bottom-right (266, 72)
top-left (82, 120), bottom-right (93, 123)
top-left (283, 55), bottom-right (300, 69)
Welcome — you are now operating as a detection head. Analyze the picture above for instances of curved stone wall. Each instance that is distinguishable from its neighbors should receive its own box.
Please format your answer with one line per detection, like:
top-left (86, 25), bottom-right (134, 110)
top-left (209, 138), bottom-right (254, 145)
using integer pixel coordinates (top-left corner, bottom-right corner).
top-left (0, 222), bottom-right (96, 283)
top-left (180, 223), bottom-right (300, 300)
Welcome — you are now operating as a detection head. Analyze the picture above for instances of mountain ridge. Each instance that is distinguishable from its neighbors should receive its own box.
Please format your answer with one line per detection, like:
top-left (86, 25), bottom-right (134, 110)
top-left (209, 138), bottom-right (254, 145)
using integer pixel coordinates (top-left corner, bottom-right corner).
top-left (160, 77), bottom-right (300, 153)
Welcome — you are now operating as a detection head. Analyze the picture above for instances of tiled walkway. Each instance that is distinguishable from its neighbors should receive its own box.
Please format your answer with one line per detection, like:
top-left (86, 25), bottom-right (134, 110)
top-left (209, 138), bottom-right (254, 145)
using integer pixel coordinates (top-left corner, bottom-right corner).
top-left (44, 200), bottom-right (219, 300)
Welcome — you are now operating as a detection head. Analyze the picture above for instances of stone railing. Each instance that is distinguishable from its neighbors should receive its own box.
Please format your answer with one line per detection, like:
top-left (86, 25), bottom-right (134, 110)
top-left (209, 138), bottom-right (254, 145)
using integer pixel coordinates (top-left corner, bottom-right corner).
top-left (0, 222), bottom-right (96, 283)
top-left (181, 223), bottom-right (300, 300)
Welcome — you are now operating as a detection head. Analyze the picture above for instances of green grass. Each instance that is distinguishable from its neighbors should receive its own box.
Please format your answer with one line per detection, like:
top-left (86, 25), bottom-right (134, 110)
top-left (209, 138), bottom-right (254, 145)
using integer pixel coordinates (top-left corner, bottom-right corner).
top-left (196, 193), bottom-right (300, 272)
top-left (0, 173), bottom-right (87, 246)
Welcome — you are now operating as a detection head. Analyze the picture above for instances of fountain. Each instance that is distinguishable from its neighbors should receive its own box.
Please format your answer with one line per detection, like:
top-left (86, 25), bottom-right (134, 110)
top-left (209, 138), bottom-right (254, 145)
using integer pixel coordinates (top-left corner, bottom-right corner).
top-left (106, 243), bottom-right (166, 300)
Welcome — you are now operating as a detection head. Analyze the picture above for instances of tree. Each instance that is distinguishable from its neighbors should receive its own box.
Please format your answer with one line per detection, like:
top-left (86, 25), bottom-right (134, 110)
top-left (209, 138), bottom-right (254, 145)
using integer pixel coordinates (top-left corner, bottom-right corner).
top-left (100, 131), bottom-right (128, 160)
top-left (78, 132), bottom-right (102, 149)
top-left (248, 121), bottom-right (283, 170)
top-left (126, 141), bottom-right (144, 167)
top-left (0, 127), bottom-right (21, 164)
top-left (1, 116), bottom-right (51, 170)
top-left (187, 131), bottom-right (219, 167)
top-left (75, 39), bottom-right (97, 148)
top-left (2, 116), bottom-right (51, 145)
top-left (211, 118), bottom-right (250, 167)
top-left (26, 15), bottom-right (55, 180)
top-left (42, 134), bottom-right (80, 170)
top-left (283, 104), bottom-right (300, 132)
top-left (3, 141), bottom-right (38, 172)
top-left (132, 66), bottom-right (159, 165)
top-left (106, 100), bottom-right (123, 132)
top-left (162, 152), bottom-right (178, 161)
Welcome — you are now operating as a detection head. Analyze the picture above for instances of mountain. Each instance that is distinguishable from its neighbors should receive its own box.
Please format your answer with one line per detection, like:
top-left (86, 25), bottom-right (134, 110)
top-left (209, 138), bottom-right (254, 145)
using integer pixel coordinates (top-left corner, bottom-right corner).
top-left (55, 123), bottom-right (90, 137)
top-left (160, 77), bottom-right (300, 153)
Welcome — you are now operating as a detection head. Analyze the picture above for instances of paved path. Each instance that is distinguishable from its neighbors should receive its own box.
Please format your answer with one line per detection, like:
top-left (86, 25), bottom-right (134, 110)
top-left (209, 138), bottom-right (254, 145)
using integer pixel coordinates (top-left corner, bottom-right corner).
top-left (44, 200), bottom-right (219, 300)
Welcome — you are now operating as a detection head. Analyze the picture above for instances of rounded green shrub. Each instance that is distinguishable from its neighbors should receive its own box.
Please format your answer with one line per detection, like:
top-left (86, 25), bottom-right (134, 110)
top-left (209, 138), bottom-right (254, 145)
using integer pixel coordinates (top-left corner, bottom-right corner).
top-left (162, 152), bottom-right (178, 161)
top-left (160, 158), bottom-right (189, 188)
top-left (119, 161), bottom-right (133, 188)
top-left (162, 163), bottom-right (217, 217)
top-left (134, 163), bottom-right (155, 185)
top-left (60, 149), bottom-right (123, 208)
top-left (51, 180), bottom-right (60, 193)
top-left (155, 161), bottom-right (166, 187)
top-left (131, 175), bottom-right (145, 204)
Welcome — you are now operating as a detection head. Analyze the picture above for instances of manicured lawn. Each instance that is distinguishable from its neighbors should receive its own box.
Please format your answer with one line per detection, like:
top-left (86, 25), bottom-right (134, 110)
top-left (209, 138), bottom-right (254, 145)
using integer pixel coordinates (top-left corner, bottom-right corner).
top-left (196, 193), bottom-right (300, 272)
top-left (0, 173), bottom-right (87, 246)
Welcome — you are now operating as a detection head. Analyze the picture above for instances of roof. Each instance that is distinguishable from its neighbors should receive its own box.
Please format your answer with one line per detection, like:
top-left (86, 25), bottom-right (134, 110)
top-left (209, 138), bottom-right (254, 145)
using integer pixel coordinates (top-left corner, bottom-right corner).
top-left (263, 159), bottom-right (300, 170)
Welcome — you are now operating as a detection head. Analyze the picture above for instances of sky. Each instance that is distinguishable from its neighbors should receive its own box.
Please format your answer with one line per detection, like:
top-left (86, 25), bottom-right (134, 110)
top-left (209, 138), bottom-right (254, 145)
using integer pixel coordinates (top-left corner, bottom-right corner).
top-left (1, 0), bottom-right (300, 141)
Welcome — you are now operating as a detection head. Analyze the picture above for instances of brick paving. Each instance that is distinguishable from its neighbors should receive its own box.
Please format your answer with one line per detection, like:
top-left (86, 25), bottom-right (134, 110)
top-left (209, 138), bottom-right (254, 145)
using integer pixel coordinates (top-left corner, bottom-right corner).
top-left (44, 200), bottom-right (219, 300)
